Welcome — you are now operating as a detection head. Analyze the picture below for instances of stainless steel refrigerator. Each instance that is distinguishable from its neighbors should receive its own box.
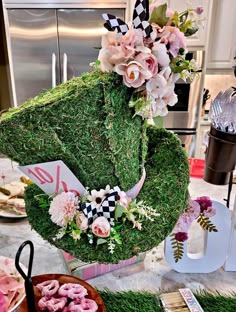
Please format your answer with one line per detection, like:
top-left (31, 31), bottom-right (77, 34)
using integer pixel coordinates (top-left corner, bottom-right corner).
top-left (6, 7), bottom-right (125, 106)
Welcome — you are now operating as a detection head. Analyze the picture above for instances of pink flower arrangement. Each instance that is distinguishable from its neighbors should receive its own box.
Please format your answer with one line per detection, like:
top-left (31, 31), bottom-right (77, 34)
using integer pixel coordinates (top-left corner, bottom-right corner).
top-left (173, 197), bottom-right (216, 241)
top-left (50, 184), bottom-right (158, 254)
top-left (171, 196), bottom-right (217, 262)
top-left (98, 2), bottom-right (203, 121)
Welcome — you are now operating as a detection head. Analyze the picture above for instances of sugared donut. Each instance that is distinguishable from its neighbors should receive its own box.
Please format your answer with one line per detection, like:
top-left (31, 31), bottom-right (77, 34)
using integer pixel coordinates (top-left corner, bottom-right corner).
top-left (36, 280), bottom-right (60, 297)
top-left (67, 298), bottom-right (98, 312)
top-left (58, 283), bottom-right (88, 300)
top-left (38, 296), bottom-right (67, 311)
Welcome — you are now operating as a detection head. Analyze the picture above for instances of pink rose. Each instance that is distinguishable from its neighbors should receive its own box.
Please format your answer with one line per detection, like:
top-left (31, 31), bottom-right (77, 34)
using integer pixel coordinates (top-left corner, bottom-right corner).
top-left (135, 52), bottom-right (158, 77)
top-left (92, 216), bottom-right (111, 238)
top-left (76, 212), bottom-right (88, 231)
top-left (120, 28), bottom-right (148, 59)
top-left (115, 61), bottom-right (152, 88)
top-left (152, 42), bottom-right (170, 68)
top-left (157, 26), bottom-right (187, 58)
top-left (98, 45), bottom-right (126, 72)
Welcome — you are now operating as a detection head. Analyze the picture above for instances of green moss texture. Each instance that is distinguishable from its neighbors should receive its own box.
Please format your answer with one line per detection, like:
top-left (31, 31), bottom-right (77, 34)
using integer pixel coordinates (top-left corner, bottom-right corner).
top-left (0, 71), bottom-right (190, 263)
top-left (0, 72), bottom-right (141, 190)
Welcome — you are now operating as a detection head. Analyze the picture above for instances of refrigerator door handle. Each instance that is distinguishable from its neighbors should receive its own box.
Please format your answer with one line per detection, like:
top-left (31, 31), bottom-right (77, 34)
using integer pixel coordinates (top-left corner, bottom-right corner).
top-left (52, 53), bottom-right (56, 88)
top-left (63, 53), bottom-right (68, 83)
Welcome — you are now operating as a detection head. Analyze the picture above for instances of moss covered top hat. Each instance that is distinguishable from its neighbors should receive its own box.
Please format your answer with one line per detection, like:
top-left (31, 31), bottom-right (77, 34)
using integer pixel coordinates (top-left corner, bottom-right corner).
top-left (0, 0), bottom-right (202, 263)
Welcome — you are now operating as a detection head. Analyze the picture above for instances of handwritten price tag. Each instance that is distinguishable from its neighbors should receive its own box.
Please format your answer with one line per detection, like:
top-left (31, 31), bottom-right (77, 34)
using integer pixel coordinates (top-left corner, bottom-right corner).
top-left (19, 160), bottom-right (87, 196)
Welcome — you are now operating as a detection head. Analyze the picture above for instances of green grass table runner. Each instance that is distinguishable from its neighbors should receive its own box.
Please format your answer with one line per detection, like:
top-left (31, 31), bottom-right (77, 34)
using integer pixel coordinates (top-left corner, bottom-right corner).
top-left (99, 290), bottom-right (236, 312)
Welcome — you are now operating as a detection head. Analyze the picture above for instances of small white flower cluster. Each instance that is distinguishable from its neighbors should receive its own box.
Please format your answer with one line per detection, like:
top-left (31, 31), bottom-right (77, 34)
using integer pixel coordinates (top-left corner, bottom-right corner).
top-left (125, 200), bottom-right (160, 230)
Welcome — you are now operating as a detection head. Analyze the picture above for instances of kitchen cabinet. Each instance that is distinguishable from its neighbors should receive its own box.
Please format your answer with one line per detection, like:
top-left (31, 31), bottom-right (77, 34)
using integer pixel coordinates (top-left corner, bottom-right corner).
top-left (207, 0), bottom-right (236, 71)
top-left (168, 0), bottom-right (212, 47)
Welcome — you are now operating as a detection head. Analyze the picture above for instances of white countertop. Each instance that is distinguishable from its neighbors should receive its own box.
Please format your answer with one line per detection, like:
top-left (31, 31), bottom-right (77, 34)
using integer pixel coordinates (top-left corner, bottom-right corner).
top-left (0, 158), bottom-right (235, 294)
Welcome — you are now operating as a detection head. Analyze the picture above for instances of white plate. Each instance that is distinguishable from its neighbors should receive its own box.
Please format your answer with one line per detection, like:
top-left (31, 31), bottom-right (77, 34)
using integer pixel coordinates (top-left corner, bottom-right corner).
top-left (0, 209), bottom-right (27, 218)
top-left (0, 256), bottom-right (26, 312)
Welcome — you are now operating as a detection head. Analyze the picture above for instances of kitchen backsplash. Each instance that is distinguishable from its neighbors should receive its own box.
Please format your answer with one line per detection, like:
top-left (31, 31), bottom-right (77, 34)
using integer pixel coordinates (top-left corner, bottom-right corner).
top-left (204, 74), bottom-right (236, 111)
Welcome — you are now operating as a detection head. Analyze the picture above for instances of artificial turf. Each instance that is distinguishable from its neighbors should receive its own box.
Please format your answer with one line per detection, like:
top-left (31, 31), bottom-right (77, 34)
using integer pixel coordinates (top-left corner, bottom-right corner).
top-left (99, 290), bottom-right (236, 312)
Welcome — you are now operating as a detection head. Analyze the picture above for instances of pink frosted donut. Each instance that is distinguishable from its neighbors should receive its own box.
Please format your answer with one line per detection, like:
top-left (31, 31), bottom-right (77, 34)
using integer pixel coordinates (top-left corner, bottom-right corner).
top-left (58, 283), bottom-right (87, 300)
top-left (67, 298), bottom-right (98, 312)
top-left (36, 280), bottom-right (60, 297)
top-left (38, 296), bottom-right (67, 311)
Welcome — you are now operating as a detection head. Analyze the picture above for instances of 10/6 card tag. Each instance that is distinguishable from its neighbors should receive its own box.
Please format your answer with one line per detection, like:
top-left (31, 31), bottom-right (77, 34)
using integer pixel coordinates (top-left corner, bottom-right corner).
top-left (19, 160), bottom-right (86, 196)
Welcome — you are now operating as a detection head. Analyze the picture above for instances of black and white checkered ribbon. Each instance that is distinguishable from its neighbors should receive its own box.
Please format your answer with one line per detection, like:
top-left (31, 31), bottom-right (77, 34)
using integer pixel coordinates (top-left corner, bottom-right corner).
top-left (103, 13), bottom-right (129, 35)
top-left (79, 191), bottom-right (118, 226)
top-left (133, 0), bottom-right (152, 37)
top-left (102, 0), bottom-right (152, 38)
top-left (133, 0), bottom-right (149, 26)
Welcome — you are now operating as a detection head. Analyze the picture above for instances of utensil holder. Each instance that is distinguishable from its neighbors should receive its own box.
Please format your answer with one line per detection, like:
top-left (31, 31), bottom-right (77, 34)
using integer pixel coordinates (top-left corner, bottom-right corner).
top-left (204, 126), bottom-right (236, 185)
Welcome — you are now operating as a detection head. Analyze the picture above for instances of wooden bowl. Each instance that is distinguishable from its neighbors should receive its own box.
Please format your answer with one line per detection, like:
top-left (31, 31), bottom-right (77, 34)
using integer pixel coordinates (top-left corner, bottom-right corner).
top-left (18, 273), bottom-right (106, 312)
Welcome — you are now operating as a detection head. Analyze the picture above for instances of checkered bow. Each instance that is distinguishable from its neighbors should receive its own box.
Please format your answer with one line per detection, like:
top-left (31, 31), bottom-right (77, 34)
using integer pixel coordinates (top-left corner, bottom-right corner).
top-left (79, 191), bottom-right (119, 226)
top-left (102, 0), bottom-right (152, 38)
